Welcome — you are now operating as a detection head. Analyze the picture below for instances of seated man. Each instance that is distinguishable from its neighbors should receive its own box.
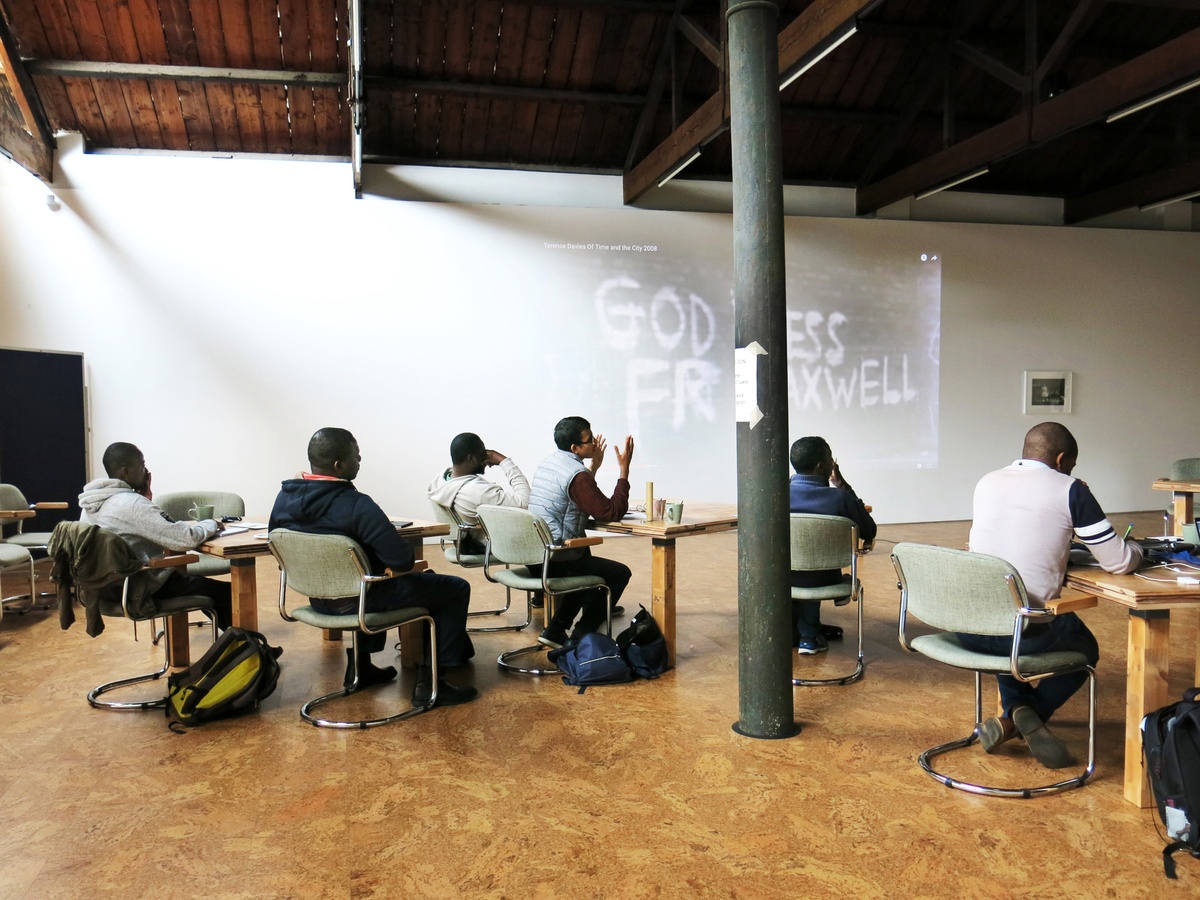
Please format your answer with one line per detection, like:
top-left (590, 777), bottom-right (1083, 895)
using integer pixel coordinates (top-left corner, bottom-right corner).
top-left (963, 421), bottom-right (1141, 768)
top-left (78, 442), bottom-right (233, 630)
top-left (427, 432), bottom-right (530, 553)
top-left (270, 427), bottom-right (477, 706)
top-left (528, 416), bottom-right (633, 649)
top-left (788, 437), bottom-right (877, 655)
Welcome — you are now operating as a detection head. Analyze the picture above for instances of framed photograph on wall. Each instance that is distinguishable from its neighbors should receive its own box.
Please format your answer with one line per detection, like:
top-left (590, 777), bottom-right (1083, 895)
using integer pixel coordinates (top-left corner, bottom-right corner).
top-left (1024, 370), bottom-right (1072, 414)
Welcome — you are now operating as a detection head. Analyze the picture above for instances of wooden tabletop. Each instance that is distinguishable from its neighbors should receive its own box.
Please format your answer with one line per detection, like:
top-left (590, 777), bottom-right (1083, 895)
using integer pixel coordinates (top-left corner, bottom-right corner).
top-left (594, 502), bottom-right (738, 538)
top-left (1153, 479), bottom-right (1200, 492)
top-left (198, 518), bottom-right (449, 559)
top-left (0, 510), bottom-right (36, 519)
top-left (1065, 566), bottom-right (1200, 610)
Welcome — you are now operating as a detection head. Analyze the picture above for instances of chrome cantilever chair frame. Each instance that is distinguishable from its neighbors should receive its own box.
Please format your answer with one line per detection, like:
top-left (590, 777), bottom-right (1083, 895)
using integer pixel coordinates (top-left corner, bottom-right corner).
top-left (475, 505), bottom-right (611, 676)
top-left (893, 542), bottom-right (1096, 798)
top-left (789, 513), bottom-right (866, 687)
top-left (1, 484), bottom-right (70, 609)
top-left (271, 529), bottom-right (437, 729)
top-left (429, 500), bottom-right (530, 633)
top-left (87, 554), bottom-right (218, 711)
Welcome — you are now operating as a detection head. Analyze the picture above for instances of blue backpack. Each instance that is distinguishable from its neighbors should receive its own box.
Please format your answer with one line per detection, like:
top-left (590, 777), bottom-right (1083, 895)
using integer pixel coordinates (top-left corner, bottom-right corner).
top-left (552, 633), bottom-right (633, 692)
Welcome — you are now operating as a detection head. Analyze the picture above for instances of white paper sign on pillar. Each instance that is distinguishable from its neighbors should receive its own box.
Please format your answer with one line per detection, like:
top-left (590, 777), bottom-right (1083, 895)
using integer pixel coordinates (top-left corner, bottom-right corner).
top-left (735, 341), bottom-right (767, 429)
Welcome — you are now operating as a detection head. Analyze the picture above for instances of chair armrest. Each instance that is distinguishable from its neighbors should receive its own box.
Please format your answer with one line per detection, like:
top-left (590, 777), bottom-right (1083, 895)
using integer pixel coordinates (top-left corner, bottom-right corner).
top-left (1045, 589), bottom-right (1097, 615)
top-left (559, 536), bottom-right (603, 549)
top-left (375, 559), bottom-right (430, 580)
top-left (0, 510), bottom-right (36, 519)
top-left (32, 502), bottom-right (69, 509)
top-left (148, 553), bottom-right (200, 569)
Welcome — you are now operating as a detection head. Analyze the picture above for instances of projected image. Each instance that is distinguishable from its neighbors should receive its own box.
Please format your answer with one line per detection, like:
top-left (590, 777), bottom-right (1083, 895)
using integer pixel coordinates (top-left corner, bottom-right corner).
top-left (535, 216), bottom-right (942, 502)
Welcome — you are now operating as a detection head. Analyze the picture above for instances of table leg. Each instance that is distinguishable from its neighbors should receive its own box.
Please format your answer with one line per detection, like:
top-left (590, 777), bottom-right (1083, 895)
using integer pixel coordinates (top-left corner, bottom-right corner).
top-left (398, 538), bottom-right (428, 669)
top-left (165, 612), bottom-right (191, 668)
top-left (229, 558), bottom-right (259, 632)
top-left (650, 537), bottom-right (677, 667)
top-left (1125, 609), bottom-right (1170, 807)
top-left (1170, 491), bottom-right (1193, 537)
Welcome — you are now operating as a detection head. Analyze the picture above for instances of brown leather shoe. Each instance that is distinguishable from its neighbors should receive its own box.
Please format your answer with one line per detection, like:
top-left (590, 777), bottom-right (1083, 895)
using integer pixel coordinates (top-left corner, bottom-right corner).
top-left (978, 715), bottom-right (1017, 752)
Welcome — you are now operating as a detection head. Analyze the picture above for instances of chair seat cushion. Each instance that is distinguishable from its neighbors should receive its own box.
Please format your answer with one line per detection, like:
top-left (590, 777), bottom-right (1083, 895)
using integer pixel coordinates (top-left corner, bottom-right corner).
top-left (491, 566), bottom-right (605, 593)
top-left (911, 632), bottom-right (1087, 675)
top-left (186, 554), bottom-right (232, 578)
top-left (99, 594), bottom-right (216, 620)
top-left (292, 604), bottom-right (429, 631)
top-left (6, 532), bottom-right (54, 548)
top-left (790, 577), bottom-right (853, 601)
top-left (442, 548), bottom-right (487, 568)
top-left (0, 545), bottom-right (32, 565)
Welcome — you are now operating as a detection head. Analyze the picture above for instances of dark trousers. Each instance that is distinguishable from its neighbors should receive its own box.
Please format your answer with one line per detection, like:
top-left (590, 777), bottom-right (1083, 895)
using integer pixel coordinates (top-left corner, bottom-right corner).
top-left (314, 570), bottom-right (475, 667)
top-left (791, 599), bottom-right (823, 642)
top-left (956, 612), bottom-right (1099, 723)
top-left (155, 570), bottom-right (233, 631)
top-left (531, 549), bottom-right (631, 638)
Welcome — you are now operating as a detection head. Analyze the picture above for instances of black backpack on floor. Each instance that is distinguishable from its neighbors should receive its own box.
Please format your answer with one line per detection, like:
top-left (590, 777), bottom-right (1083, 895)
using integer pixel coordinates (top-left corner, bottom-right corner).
top-left (166, 627), bottom-right (281, 732)
top-left (1142, 687), bottom-right (1200, 878)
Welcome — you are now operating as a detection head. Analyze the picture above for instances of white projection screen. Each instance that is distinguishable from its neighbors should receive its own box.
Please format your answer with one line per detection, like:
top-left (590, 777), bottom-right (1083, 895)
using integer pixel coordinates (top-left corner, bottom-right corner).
top-left (524, 213), bottom-right (941, 505)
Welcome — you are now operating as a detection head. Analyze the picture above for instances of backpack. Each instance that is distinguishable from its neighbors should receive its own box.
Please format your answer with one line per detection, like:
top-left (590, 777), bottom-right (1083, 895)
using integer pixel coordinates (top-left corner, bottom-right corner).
top-left (1142, 687), bottom-right (1200, 878)
top-left (166, 627), bottom-right (282, 732)
top-left (615, 605), bottom-right (670, 678)
top-left (551, 632), bottom-right (633, 692)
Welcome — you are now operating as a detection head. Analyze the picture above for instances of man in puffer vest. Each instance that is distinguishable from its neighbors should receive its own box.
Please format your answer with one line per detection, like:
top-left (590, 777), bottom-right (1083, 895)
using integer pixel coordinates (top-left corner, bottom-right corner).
top-left (528, 416), bottom-right (634, 649)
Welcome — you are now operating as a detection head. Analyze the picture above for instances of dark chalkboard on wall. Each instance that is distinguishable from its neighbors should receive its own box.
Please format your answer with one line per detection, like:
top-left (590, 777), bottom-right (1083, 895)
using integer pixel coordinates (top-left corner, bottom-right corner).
top-left (0, 347), bottom-right (87, 532)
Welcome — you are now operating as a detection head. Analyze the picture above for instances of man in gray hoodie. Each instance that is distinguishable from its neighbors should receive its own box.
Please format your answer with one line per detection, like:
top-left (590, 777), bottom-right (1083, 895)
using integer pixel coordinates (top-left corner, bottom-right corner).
top-left (78, 442), bottom-right (233, 629)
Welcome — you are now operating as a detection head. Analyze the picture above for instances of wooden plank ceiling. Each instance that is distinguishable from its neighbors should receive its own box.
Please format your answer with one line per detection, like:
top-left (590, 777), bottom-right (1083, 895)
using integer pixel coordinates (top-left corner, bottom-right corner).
top-left (1, 0), bottom-right (1199, 222)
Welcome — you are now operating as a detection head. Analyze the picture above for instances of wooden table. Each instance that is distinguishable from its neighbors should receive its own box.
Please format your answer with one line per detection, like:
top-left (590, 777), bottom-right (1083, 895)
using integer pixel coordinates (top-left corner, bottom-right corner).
top-left (1065, 565), bottom-right (1200, 807)
top-left (198, 518), bottom-right (448, 635)
top-left (595, 502), bottom-right (738, 666)
top-left (1153, 478), bottom-right (1200, 536)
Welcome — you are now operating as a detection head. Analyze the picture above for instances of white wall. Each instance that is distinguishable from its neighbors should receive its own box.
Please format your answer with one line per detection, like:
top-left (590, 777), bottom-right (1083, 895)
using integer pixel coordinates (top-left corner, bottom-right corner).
top-left (1, 138), bottom-right (1197, 524)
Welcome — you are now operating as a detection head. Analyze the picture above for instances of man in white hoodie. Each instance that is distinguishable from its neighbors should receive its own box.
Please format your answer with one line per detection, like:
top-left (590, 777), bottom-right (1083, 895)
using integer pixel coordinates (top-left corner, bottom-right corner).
top-left (78, 442), bottom-right (233, 629)
top-left (427, 432), bottom-right (530, 551)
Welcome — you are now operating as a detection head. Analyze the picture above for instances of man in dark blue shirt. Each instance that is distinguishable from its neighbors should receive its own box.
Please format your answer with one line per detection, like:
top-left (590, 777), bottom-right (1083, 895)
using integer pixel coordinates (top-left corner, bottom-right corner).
top-left (788, 436), bottom-right (877, 655)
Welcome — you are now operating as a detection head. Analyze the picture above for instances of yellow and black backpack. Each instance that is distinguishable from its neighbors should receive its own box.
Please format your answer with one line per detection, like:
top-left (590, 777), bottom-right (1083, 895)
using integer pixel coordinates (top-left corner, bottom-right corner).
top-left (166, 627), bottom-right (281, 732)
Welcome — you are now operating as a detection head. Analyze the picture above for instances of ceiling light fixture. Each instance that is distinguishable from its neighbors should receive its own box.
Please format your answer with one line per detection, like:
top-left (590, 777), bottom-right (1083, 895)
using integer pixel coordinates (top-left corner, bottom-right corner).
top-left (1138, 188), bottom-right (1200, 211)
top-left (914, 166), bottom-right (990, 200)
top-left (779, 27), bottom-right (858, 91)
top-left (1106, 75), bottom-right (1200, 123)
top-left (657, 149), bottom-right (702, 188)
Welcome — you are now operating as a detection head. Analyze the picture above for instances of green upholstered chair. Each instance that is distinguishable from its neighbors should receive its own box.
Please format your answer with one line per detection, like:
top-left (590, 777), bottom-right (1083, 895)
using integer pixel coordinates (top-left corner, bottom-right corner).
top-left (47, 522), bottom-right (218, 711)
top-left (1169, 458), bottom-right (1200, 481)
top-left (429, 499), bottom-right (530, 633)
top-left (0, 483), bottom-right (68, 552)
top-left (0, 543), bottom-right (36, 620)
top-left (156, 491), bottom-right (246, 577)
top-left (269, 528), bottom-right (436, 729)
top-left (788, 513), bottom-right (865, 687)
top-left (474, 504), bottom-right (611, 676)
top-left (891, 542), bottom-right (1096, 798)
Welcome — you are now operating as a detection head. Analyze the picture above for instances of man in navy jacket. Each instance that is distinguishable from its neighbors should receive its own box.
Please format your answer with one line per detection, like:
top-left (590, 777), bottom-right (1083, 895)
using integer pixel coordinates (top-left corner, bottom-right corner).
top-left (788, 436), bottom-right (877, 655)
top-left (271, 427), bottom-right (477, 706)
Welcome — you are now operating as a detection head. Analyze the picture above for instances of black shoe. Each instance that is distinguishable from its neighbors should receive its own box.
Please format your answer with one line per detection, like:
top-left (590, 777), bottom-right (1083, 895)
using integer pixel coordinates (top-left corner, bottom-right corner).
top-left (1012, 705), bottom-right (1073, 769)
top-left (412, 678), bottom-right (479, 707)
top-left (343, 649), bottom-right (397, 693)
top-left (611, 605), bottom-right (625, 618)
top-left (538, 624), bottom-right (569, 649)
top-left (531, 593), bottom-right (545, 609)
top-left (819, 624), bottom-right (843, 642)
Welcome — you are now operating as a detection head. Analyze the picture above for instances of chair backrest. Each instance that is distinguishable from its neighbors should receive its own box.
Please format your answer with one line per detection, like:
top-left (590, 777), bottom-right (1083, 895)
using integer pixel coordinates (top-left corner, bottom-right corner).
top-left (156, 491), bottom-right (246, 521)
top-left (429, 499), bottom-right (463, 539)
top-left (268, 529), bottom-right (368, 600)
top-left (1170, 458), bottom-right (1200, 481)
top-left (789, 514), bottom-right (856, 572)
top-left (475, 505), bottom-right (553, 567)
top-left (0, 483), bottom-right (30, 528)
top-left (892, 542), bottom-right (1028, 636)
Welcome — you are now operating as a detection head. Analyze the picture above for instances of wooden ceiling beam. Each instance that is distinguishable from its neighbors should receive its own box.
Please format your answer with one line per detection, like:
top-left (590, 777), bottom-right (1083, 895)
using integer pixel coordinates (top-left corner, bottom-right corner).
top-left (1064, 156), bottom-right (1200, 222)
top-left (624, 0), bottom-right (877, 204)
top-left (25, 58), bottom-right (344, 86)
top-left (951, 39), bottom-right (1025, 92)
top-left (856, 26), bottom-right (1200, 215)
top-left (676, 15), bottom-right (721, 68)
top-left (0, 2), bottom-right (54, 179)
